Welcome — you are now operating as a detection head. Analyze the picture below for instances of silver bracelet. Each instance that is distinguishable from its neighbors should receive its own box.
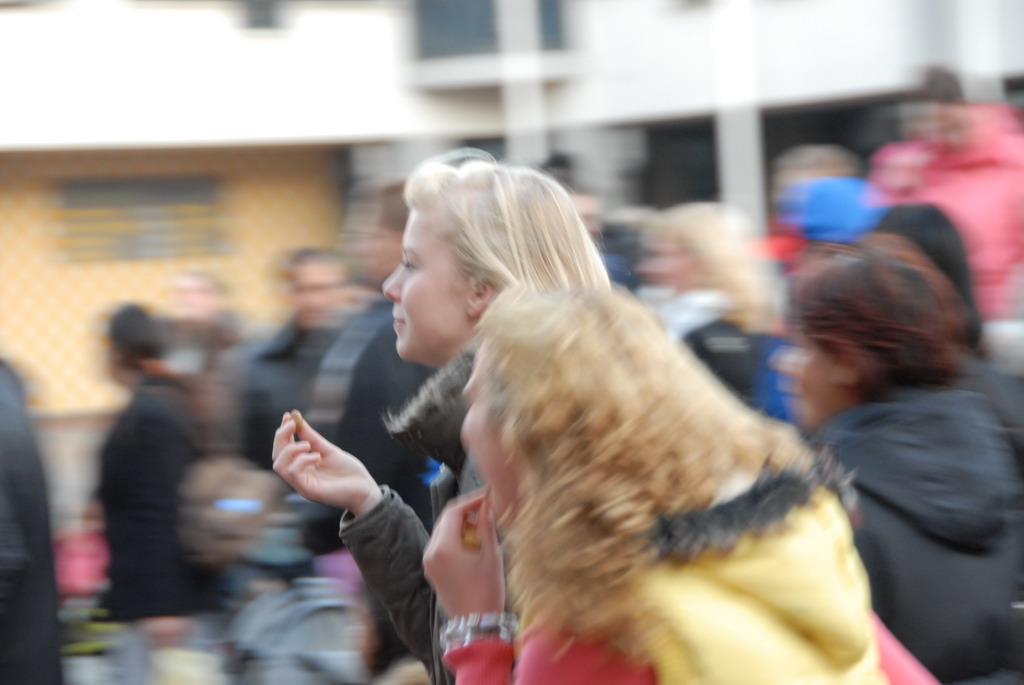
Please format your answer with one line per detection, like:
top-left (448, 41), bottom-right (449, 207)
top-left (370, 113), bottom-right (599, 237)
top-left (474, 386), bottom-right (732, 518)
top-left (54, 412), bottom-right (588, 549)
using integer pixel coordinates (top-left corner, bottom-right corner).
top-left (440, 612), bottom-right (519, 652)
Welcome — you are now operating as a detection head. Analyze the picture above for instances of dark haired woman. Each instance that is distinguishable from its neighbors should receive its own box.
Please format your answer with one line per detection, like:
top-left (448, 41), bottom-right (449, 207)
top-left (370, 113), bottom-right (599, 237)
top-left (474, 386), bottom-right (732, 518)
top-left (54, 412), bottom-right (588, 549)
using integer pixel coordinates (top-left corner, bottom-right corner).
top-left (779, 236), bottom-right (1021, 684)
top-left (873, 204), bottom-right (982, 351)
top-left (874, 204), bottom-right (1024, 486)
top-left (97, 304), bottom-right (216, 684)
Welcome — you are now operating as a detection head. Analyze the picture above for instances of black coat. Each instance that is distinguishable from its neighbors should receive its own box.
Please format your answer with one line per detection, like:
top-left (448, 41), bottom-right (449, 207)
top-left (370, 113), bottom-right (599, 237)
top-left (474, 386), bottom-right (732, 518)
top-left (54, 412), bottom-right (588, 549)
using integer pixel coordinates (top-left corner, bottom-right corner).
top-left (683, 318), bottom-right (762, 406)
top-left (302, 303), bottom-right (434, 553)
top-left (956, 355), bottom-right (1024, 483)
top-left (340, 352), bottom-right (476, 685)
top-left (955, 356), bottom-right (1024, 602)
top-left (820, 388), bottom-right (1022, 684)
top-left (0, 362), bottom-right (63, 685)
top-left (335, 325), bottom-right (433, 521)
top-left (240, 322), bottom-right (340, 469)
top-left (98, 376), bottom-right (214, 621)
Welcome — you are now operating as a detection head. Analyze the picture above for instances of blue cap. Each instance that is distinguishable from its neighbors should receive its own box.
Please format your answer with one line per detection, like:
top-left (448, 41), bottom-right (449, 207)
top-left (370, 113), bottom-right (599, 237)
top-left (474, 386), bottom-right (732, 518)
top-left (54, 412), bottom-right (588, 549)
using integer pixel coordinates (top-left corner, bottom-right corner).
top-left (780, 177), bottom-right (886, 243)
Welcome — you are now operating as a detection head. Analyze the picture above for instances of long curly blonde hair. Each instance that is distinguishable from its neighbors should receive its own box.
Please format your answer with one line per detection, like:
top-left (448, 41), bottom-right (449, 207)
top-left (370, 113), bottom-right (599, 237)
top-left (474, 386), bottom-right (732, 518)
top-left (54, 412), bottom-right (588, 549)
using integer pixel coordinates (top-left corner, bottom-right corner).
top-left (476, 288), bottom-right (811, 660)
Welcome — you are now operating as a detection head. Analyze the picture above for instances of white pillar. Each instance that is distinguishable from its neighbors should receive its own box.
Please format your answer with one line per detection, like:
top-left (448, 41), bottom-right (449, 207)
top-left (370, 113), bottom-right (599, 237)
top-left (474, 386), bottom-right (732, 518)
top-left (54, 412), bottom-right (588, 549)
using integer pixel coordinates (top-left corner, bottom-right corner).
top-left (495, 0), bottom-right (549, 164)
top-left (710, 0), bottom-right (766, 234)
top-left (951, 0), bottom-right (1005, 101)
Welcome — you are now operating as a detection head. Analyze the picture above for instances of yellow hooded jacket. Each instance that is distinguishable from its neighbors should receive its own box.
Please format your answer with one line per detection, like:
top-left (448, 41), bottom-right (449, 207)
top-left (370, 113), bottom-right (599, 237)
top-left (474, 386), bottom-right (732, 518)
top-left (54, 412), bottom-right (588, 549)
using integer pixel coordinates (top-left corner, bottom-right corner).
top-left (643, 490), bottom-right (886, 685)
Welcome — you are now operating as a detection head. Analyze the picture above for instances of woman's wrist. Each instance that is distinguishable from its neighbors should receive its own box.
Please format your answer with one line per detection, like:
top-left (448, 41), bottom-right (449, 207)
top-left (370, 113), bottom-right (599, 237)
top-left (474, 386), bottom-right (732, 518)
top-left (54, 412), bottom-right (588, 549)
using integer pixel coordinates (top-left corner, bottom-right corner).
top-left (348, 479), bottom-right (384, 517)
top-left (440, 612), bottom-right (519, 653)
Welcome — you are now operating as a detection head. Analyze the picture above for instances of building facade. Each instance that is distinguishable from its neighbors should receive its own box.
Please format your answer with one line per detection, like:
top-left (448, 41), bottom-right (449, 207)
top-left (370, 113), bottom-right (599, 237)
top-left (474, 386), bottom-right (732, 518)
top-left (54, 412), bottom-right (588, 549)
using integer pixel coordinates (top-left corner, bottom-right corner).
top-left (2, 0), bottom-right (1023, 516)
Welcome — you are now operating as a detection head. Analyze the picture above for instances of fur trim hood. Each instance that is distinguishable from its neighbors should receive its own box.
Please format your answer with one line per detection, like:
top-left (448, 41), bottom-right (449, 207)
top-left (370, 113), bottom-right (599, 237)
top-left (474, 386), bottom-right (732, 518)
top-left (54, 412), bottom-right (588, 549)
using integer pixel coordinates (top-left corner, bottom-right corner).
top-left (652, 455), bottom-right (855, 561)
top-left (384, 351), bottom-right (474, 474)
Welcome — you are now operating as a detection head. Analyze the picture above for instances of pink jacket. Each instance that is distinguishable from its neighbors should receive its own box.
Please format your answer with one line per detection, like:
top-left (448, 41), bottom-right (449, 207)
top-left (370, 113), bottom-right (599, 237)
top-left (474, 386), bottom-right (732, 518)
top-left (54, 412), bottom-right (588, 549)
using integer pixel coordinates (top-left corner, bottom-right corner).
top-left (906, 105), bottom-right (1024, 319)
top-left (443, 619), bottom-right (938, 685)
top-left (444, 629), bottom-right (654, 685)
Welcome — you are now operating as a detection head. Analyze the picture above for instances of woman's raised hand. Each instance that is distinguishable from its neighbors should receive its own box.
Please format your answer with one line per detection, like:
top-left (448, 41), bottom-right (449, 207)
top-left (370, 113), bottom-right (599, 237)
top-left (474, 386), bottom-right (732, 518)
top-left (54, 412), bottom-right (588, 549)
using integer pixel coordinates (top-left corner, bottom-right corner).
top-left (423, 492), bottom-right (505, 618)
top-left (272, 412), bottom-right (383, 516)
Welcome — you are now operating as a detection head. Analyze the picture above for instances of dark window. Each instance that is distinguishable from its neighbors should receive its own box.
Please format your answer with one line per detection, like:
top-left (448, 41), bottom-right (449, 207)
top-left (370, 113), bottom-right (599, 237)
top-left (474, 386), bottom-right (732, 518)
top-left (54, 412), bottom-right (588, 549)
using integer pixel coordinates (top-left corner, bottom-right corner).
top-left (416, 0), bottom-right (497, 59)
top-left (415, 0), bottom-right (564, 59)
top-left (460, 137), bottom-right (506, 161)
top-left (57, 178), bottom-right (227, 262)
top-left (243, 0), bottom-right (280, 29)
top-left (539, 0), bottom-right (565, 51)
top-left (761, 97), bottom-right (902, 175)
top-left (1005, 76), bottom-right (1024, 109)
top-left (643, 120), bottom-right (719, 208)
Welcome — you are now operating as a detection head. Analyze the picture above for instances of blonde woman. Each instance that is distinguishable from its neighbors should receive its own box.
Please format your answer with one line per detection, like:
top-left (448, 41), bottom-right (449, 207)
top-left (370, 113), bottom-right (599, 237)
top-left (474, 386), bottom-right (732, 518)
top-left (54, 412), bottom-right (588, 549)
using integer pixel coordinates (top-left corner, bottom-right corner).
top-left (638, 203), bottom-right (773, 404)
top-left (272, 152), bottom-right (609, 685)
top-left (422, 288), bottom-right (886, 684)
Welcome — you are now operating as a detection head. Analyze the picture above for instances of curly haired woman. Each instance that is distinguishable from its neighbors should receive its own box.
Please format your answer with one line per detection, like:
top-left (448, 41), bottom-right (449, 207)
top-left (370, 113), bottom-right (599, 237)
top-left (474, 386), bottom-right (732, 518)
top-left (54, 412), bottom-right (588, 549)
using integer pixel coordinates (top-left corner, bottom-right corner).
top-left (422, 288), bottom-right (887, 684)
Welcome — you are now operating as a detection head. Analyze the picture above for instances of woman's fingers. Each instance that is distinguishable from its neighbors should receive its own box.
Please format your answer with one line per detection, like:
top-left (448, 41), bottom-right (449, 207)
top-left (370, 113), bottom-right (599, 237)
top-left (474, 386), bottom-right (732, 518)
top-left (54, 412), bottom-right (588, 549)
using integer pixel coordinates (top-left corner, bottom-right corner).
top-left (423, 491), bottom-right (505, 617)
top-left (272, 412), bottom-right (297, 462)
top-left (271, 413), bottom-right (383, 512)
top-left (476, 495), bottom-right (498, 550)
top-left (449, 490), bottom-right (488, 515)
top-left (285, 454), bottom-right (323, 491)
top-left (272, 439), bottom-right (314, 482)
top-left (426, 504), bottom-right (458, 553)
top-left (274, 449), bottom-right (322, 499)
top-left (282, 410), bottom-right (342, 462)
top-left (427, 502), bottom-right (463, 557)
top-left (297, 416), bottom-right (333, 455)
top-left (429, 492), bottom-right (488, 554)
top-left (283, 450), bottom-right (321, 474)
top-left (458, 494), bottom-right (490, 552)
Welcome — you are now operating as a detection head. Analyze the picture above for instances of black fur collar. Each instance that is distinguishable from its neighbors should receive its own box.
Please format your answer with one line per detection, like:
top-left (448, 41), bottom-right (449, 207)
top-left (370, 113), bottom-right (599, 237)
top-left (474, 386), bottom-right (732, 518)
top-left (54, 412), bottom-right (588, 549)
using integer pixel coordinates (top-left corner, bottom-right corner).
top-left (384, 351), bottom-right (474, 474)
top-left (652, 455), bottom-right (854, 561)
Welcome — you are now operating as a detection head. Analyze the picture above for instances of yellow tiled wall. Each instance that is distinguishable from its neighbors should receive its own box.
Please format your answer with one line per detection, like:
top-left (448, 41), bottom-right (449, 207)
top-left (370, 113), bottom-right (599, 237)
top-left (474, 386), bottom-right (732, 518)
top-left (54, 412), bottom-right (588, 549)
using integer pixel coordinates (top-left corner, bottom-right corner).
top-left (0, 147), bottom-right (343, 415)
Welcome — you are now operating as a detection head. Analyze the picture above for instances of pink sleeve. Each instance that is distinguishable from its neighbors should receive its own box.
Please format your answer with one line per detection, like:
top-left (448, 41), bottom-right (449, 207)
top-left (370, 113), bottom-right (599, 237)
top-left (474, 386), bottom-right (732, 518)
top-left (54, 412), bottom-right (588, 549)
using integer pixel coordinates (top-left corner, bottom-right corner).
top-left (514, 628), bottom-right (655, 685)
top-left (873, 614), bottom-right (940, 685)
top-left (443, 629), bottom-right (655, 685)
top-left (444, 638), bottom-right (515, 685)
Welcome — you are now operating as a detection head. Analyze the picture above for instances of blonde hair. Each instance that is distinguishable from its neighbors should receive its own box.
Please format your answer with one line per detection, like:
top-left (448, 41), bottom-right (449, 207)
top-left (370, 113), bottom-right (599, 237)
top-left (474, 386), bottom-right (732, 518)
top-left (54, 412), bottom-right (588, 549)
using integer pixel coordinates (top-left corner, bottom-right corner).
top-left (404, 154), bottom-right (610, 292)
top-left (477, 288), bottom-right (811, 660)
top-left (649, 203), bottom-right (773, 332)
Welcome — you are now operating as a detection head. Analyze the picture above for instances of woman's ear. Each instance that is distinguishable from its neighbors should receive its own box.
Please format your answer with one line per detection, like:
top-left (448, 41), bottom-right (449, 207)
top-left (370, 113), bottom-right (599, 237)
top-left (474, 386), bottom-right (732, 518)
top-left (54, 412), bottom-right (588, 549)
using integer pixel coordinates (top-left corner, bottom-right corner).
top-left (466, 281), bottom-right (496, 321)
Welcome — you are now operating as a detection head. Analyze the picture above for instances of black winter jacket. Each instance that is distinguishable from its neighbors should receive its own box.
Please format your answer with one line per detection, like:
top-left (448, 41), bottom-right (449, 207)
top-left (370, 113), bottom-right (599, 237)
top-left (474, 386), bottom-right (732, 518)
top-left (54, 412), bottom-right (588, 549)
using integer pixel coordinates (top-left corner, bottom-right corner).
top-left (240, 321), bottom-right (340, 470)
top-left (98, 376), bottom-right (216, 621)
top-left (340, 353), bottom-right (476, 685)
top-left (0, 362), bottom-right (63, 685)
top-left (683, 319), bottom-right (762, 406)
top-left (820, 388), bottom-right (1022, 684)
top-left (302, 302), bottom-right (434, 553)
top-left (956, 355), bottom-right (1024, 484)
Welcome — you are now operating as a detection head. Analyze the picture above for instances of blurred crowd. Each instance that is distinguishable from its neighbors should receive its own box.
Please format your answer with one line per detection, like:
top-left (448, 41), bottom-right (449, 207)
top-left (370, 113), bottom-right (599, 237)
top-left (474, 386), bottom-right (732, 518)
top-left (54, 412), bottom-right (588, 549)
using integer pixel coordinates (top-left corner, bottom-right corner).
top-left (4, 64), bottom-right (1024, 684)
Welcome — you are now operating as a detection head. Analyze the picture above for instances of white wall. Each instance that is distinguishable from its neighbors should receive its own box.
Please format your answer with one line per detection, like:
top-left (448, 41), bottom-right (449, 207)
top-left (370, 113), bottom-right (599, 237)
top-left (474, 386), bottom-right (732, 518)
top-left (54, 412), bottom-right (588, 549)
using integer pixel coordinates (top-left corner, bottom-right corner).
top-left (549, 0), bottom-right (717, 127)
top-left (753, 0), bottom-right (932, 105)
top-left (0, 0), bottom-right (504, 150)
top-left (998, 0), bottom-right (1024, 78)
top-left (1, 0), bottom-right (1019, 150)
top-left (549, 0), bottom-right (945, 128)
